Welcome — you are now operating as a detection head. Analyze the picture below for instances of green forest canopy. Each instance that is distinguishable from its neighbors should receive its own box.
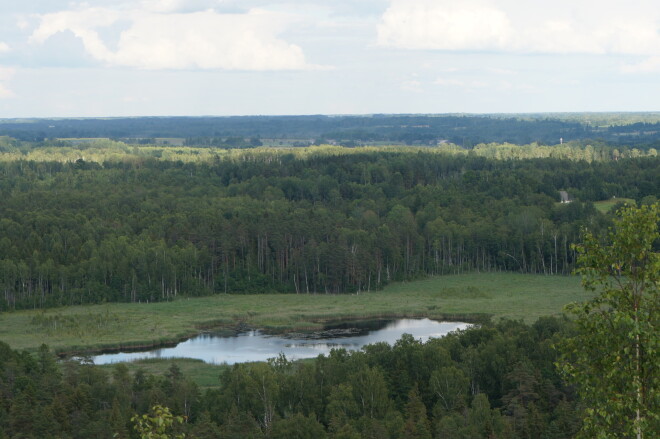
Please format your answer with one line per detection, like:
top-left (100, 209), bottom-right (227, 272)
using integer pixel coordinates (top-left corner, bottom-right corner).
top-left (0, 140), bottom-right (657, 310)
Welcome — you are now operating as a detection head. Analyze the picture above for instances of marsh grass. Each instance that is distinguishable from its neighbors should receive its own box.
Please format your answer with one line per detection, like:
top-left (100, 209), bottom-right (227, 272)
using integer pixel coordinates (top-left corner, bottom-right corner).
top-left (0, 273), bottom-right (589, 354)
top-left (29, 308), bottom-right (127, 337)
top-left (435, 286), bottom-right (492, 299)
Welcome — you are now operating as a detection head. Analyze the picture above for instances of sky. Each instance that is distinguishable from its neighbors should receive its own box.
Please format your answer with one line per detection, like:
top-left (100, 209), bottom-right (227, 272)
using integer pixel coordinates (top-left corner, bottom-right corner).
top-left (0, 0), bottom-right (658, 117)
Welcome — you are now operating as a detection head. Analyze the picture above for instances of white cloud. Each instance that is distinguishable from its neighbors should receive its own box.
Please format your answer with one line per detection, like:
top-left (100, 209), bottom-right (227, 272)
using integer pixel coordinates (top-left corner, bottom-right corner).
top-left (0, 66), bottom-right (15, 99)
top-left (0, 67), bottom-right (15, 81)
top-left (434, 78), bottom-right (466, 87)
top-left (379, 0), bottom-right (512, 51)
top-left (0, 42), bottom-right (10, 53)
top-left (434, 77), bottom-right (487, 88)
top-left (434, 75), bottom-right (538, 94)
top-left (16, 19), bottom-right (30, 30)
top-left (621, 56), bottom-right (660, 74)
top-left (122, 95), bottom-right (149, 103)
top-left (139, 0), bottom-right (223, 14)
top-left (496, 80), bottom-right (538, 93)
top-left (378, 0), bottom-right (660, 57)
top-left (0, 84), bottom-right (13, 99)
top-left (30, 7), bottom-right (122, 62)
top-left (29, 4), bottom-right (314, 70)
top-left (401, 79), bottom-right (422, 92)
top-left (487, 67), bottom-right (517, 75)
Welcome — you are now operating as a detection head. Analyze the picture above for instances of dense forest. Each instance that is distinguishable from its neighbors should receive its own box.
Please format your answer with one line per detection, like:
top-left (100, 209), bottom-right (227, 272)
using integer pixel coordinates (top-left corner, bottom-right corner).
top-left (1, 113), bottom-right (659, 148)
top-left (0, 141), bottom-right (658, 310)
top-left (1, 203), bottom-right (657, 439)
top-left (0, 317), bottom-right (581, 439)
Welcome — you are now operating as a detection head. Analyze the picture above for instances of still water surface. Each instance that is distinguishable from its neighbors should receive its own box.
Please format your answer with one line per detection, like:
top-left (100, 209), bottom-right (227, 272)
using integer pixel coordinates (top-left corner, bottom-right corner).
top-left (91, 318), bottom-right (469, 365)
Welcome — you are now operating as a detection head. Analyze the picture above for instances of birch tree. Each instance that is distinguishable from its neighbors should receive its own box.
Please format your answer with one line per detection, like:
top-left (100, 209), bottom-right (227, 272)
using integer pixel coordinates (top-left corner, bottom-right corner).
top-left (559, 203), bottom-right (659, 438)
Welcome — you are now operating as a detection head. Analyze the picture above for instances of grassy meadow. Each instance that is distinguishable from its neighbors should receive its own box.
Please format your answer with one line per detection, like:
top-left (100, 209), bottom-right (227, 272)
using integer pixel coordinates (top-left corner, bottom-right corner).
top-left (0, 273), bottom-right (589, 355)
top-left (593, 197), bottom-right (636, 213)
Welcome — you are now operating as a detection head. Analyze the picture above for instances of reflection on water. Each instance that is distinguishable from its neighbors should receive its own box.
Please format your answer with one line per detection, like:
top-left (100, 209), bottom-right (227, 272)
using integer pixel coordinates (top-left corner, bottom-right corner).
top-left (90, 318), bottom-right (470, 365)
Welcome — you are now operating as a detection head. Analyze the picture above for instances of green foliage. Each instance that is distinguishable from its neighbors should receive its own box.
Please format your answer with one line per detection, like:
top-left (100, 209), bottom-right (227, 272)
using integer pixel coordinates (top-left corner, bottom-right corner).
top-left (1, 145), bottom-right (655, 311)
top-left (430, 366), bottom-right (468, 412)
top-left (403, 385), bottom-right (432, 439)
top-left (559, 203), bottom-right (660, 438)
top-left (0, 317), bottom-right (582, 439)
top-left (131, 405), bottom-right (186, 439)
top-left (100, 358), bottom-right (228, 390)
top-left (271, 413), bottom-right (327, 439)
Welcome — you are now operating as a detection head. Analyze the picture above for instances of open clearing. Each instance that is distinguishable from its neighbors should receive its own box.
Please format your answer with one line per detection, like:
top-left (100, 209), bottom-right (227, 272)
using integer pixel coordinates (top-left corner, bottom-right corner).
top-left (593, 197), bottom-right (636, 213)
top-left (0, 273), bottom-right (589, 354)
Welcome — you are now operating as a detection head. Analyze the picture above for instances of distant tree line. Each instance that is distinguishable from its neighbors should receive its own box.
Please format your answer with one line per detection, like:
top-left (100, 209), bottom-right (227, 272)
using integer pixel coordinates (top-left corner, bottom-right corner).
top-left (2, 135), bottom-right (657, 164)
top-left (0, 317), bottom-right (582, 438)
top-left (1, 114), bottom-right (659, 148)
top-left (183, 137), bottom-right (263, 148)
top-left (0, 145), bottom-right (658, 310)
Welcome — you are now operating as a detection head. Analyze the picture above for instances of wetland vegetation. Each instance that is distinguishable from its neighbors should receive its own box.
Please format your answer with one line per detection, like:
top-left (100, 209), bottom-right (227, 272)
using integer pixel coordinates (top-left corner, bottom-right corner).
top-left (1, 273), bottom-right (586, 354)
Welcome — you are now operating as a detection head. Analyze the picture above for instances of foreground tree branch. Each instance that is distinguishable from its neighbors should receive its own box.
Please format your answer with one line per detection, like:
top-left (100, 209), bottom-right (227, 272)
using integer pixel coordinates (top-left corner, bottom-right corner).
top-left (558, 203), bottom-right (659, 438)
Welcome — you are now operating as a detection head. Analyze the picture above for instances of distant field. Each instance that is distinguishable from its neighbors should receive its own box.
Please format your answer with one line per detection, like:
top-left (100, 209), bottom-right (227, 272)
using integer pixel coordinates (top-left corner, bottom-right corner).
top-left (593, 198), bottom-right (636, 213)
top-left (0, 273), bottom-right (589, 354)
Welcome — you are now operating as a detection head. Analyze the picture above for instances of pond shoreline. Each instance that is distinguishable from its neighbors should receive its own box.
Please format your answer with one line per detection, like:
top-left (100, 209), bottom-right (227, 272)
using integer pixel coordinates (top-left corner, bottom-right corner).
top-left (58, 311), bottom-right (487, 359)
top-left (88, 318), bottom-right (475, 365)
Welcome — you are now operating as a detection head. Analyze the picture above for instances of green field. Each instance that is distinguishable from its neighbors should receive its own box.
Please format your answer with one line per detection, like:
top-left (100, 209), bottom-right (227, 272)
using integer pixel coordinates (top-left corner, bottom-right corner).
top-left (0, 273), bottom-right (589, 355)
top-left (593, 197), bottom-right (636, 213)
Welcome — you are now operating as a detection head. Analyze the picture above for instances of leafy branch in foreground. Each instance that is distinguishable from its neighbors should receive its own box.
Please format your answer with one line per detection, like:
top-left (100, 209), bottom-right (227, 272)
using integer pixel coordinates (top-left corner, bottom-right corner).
top-left (558, 203), bottom-right (659, 438)
top-left (130, 405), bottom-right (186, 439)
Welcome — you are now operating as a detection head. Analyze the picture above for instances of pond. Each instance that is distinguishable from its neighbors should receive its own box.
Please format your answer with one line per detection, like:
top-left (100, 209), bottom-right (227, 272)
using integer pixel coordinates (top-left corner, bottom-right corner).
top-left (90, 318), bottom-right (470, 365)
